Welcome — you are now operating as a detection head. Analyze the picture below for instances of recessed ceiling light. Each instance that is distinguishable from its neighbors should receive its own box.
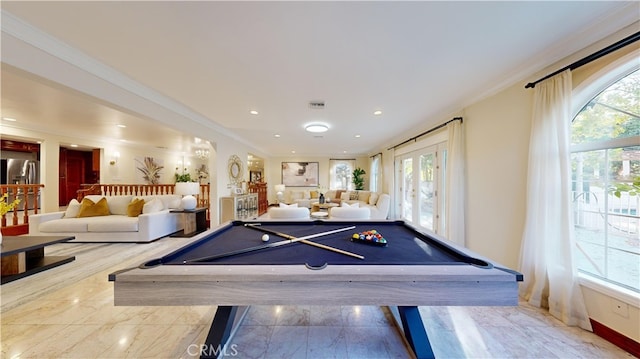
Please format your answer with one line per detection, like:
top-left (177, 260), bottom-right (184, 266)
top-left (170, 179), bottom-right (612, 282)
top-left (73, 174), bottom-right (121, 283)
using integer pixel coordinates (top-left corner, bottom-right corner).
top-left (274, 134), bottom-right (281, 138)
top-left (70, 144), bottom-right (78, 148)
top-left (291, 150), bottom-right (296, 154)
top-left (373, 110), bottom-right (382, 115)
top-left (2, 117), bottom-right (17, 122)
top-left (117, 124), bottom-right (126, 128)
top-left (305, 124), bottom-right (328, 133)
top-left (250, 110), bottom-right (259, 115)
top-left (355, 134), bottom-right (361, 138)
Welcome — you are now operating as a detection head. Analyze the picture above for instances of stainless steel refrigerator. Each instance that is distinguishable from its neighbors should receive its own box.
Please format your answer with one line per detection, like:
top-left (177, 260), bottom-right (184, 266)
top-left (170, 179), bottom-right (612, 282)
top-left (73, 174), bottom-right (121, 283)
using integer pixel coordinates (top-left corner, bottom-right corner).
top-left (1, 159), bottom-right (41, 210)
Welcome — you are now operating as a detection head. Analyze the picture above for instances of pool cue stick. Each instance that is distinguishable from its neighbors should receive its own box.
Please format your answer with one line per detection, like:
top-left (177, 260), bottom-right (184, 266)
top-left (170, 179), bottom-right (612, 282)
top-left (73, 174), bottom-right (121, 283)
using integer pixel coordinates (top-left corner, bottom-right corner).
top-left (244, 224), bottom-right (364, 260)
top-left (186, 225), bottom-right (356, 263)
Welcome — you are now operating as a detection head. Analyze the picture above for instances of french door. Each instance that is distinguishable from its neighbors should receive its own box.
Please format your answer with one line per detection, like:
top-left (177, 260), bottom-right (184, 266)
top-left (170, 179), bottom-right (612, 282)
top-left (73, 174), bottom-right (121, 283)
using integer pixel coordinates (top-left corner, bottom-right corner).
top-left (396, 144), bottom-right (444, 234)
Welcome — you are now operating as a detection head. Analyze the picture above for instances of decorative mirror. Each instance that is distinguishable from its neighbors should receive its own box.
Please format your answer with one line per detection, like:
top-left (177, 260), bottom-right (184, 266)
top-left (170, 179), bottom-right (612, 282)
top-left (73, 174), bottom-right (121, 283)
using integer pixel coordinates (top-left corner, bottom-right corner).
top-left (228, 155), bottom-right (244, 186)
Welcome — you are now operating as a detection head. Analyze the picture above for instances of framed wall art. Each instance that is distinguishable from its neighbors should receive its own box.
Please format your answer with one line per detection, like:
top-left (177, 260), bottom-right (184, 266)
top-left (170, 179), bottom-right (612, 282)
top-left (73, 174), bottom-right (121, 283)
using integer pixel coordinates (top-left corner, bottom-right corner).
top-left (135, 156), bottom-right (164, 184)
top-left (281, 162), bottom-right (319, 187)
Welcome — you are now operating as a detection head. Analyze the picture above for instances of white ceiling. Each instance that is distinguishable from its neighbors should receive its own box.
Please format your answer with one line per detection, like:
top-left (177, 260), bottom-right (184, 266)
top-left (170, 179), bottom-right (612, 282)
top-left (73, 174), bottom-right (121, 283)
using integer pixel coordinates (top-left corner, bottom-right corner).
top-left (1, 1), bottom-right (638, 156)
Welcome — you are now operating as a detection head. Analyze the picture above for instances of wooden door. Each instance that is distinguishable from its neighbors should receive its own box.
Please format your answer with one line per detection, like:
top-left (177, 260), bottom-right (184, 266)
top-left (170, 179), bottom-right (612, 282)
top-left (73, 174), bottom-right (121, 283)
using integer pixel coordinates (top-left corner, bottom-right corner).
top-left (65, 156), bottom-right (84, 204)
top-left (59, 149), bottom-right (91, 205)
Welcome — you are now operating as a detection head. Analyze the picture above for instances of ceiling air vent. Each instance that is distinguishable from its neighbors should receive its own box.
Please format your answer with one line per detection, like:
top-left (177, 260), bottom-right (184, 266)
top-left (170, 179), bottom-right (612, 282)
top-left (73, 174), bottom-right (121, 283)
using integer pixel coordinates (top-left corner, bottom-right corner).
top-left (309, 101), bottom-right (325, 109)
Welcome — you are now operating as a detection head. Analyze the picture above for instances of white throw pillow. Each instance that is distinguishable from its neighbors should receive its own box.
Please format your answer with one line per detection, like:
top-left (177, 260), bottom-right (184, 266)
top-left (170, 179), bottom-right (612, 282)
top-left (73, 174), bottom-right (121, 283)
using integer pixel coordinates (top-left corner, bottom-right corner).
top-left (64, 199), bottom-right (81, 218)
top-left (158, 195), bottom-right (182, 210)
top-left (106, 195), bottom-right (133, 215)
top-left (279, 202), bottom-right (298, 208)
top-left (369, 192), bottom-right (379, 205)
top-left (341, 202), bottom-right (359, 208)
top-left (143, 198), bottom-right (164, 214)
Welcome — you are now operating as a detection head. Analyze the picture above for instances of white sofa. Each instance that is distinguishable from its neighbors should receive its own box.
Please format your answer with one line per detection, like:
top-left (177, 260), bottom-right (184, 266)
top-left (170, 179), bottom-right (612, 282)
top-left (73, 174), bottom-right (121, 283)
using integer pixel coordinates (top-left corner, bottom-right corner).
top-left (29, 195), bottom-right (184, 243)
top-left (324, 191), bottom-right (390, 219)
top-left (329, 206), bottom-right (371, 219)
top-left (265, 206), bottom-right (310, 220)
top-left (282, 189), bottom-right (324, 208)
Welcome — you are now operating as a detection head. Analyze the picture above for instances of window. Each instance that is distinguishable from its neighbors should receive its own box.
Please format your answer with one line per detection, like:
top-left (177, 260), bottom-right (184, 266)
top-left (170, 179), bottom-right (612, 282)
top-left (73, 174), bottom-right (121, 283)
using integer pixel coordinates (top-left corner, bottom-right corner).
top-left (329, 159), bottom-right (355, 190)
top-left (571, 69), bottom-right (639, 292)
top-left (370, 154), bottom-right (381, 192)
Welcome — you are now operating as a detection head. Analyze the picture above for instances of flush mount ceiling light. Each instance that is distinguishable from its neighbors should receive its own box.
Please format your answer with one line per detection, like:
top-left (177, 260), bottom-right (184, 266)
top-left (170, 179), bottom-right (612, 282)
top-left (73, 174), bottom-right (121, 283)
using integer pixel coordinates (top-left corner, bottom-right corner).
top-left (305, 124), bottom-right (328, 133)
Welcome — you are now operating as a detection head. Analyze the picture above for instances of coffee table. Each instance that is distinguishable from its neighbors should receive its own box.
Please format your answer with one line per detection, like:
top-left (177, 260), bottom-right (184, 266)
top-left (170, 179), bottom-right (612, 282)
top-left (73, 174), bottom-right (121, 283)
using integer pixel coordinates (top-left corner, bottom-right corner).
top-left (1, 235), bottom-right (75, 284)
top-left (311, 202), bottom-right (339, 213)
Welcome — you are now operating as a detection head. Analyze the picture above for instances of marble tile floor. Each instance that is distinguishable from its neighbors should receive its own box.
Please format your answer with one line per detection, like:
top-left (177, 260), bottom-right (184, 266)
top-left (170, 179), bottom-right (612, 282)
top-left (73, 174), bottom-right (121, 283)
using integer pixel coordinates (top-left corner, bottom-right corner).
top-left (1, 236), bottom-right (634, 359)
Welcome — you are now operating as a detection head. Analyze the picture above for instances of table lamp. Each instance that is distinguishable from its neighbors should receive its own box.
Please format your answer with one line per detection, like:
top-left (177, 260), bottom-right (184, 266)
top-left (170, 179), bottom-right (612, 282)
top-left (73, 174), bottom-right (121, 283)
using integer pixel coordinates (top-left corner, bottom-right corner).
top-left (175, 182), bottom-right (200, 210)
top-left (274, 184), bottom-right (286, 204)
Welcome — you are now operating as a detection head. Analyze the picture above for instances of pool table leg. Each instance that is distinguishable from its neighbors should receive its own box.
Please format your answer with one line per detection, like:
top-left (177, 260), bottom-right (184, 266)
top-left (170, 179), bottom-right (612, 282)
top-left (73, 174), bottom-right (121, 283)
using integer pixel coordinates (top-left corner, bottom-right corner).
top-left (398, 306), bottom-right (436, 359)
top-left (200, 306), bottom-right (246, 359)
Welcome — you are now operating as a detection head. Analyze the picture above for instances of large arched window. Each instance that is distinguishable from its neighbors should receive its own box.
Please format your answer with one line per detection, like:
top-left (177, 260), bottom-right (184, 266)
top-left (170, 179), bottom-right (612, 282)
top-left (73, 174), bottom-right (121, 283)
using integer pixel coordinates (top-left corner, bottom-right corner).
top-left (571, 67), bottom-right (639, 292)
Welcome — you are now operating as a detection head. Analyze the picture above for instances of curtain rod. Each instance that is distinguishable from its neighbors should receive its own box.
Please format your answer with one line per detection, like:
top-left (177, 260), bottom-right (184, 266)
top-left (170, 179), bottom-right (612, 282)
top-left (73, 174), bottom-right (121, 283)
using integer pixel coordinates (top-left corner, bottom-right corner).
top-left (525, 31), bottom-right (640, 89)
top-left (370, 152), bottom-right (382, 158)
top-left (388, 117), bottom-right (463, 151)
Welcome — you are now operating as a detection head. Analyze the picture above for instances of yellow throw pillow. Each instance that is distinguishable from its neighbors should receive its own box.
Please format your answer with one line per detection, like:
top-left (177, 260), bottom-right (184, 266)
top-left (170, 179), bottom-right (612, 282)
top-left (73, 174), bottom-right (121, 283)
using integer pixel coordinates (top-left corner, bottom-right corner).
top-left (77, 197), bottom-right (110, 218)
top-left (127, 198), bottom-right (145, 217)
top-left (310, 190), bottom-right (319, 199)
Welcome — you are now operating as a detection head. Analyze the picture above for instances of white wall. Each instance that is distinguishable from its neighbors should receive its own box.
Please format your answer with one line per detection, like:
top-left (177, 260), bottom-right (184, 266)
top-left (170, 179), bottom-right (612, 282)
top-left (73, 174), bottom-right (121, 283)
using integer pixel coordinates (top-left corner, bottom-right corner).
top-left (463, 82), bottom-right (531, 269)
top-left (100, 144), bottom-right (208, 185)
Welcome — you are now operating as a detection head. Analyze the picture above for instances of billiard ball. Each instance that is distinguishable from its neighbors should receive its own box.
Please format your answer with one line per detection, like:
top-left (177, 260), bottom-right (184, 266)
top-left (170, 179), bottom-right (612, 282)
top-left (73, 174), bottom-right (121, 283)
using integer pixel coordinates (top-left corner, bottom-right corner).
top-left (261, 234), bottom-right (270, 242)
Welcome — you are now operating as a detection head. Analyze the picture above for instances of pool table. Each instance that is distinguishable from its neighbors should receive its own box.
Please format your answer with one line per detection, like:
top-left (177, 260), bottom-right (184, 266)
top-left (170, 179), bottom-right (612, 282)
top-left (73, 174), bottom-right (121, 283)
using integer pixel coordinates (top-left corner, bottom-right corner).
top-left (110, 220), bottom-right (522, 359)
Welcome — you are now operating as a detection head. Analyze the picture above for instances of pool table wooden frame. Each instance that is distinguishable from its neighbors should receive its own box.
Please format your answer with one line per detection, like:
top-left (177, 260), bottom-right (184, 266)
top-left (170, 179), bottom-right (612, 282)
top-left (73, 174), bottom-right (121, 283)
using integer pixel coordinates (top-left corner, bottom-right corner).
top-left (110, 220), bottom-right (522, 358)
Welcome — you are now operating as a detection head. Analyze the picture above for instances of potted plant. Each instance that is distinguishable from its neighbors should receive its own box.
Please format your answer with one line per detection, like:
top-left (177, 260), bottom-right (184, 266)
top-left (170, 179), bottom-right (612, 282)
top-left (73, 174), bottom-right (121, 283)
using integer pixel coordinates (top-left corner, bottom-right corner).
top-left (0, 193), bottom-right (20, 244)
top-left (352, 167), bottom-right (366, 190)
top-left (175, 168), bottom-right (199, 210)
top-left (175, 171), bottom-right (193, 183)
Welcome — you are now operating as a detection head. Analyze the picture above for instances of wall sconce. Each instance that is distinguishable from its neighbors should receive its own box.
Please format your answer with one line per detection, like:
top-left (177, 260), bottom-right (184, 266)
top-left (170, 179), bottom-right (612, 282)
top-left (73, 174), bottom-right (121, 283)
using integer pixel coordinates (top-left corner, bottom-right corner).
top-left (110, 151), bottom-right (120, 166)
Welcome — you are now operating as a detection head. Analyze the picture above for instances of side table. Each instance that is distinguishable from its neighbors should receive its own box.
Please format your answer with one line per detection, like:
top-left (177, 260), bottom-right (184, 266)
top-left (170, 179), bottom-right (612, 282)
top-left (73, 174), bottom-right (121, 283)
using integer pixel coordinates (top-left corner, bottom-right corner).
top-left (170, 207), bottom-right (208, 237)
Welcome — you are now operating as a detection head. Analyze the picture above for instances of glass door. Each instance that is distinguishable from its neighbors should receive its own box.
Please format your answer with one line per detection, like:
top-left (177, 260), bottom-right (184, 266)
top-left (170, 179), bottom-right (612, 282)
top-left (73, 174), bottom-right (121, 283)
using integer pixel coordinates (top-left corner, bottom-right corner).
top-left (397, 146), bottom-right (440, 233)
top-left (400, 157), bottom-right (413, 222)
top-left (418, 152), bottom-right (436, 231)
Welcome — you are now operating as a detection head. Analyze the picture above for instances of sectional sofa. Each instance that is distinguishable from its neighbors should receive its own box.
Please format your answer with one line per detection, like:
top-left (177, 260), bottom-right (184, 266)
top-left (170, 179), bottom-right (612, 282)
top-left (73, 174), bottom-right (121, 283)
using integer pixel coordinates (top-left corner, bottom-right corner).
top-left (324, 190), bottom-right (390, 219)
top-left (281, 189), bottom-right (390, 219)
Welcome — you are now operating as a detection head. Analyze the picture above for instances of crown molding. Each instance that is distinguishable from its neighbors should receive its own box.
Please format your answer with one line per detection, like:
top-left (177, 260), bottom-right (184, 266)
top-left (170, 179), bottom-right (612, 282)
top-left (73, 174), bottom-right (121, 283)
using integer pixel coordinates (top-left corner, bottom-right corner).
top-left (465, 3), bottom-right (640, 109)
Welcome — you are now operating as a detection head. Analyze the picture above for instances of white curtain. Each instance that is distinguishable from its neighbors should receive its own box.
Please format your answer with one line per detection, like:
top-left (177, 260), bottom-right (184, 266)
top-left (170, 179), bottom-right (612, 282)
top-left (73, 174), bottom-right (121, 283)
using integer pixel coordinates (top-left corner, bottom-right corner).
top-left (445, 119), bottom-right (465, 246)
top-left (519, 70), bottom-right (591, 330)
top-left (370, 153), bottom-right (382, 193)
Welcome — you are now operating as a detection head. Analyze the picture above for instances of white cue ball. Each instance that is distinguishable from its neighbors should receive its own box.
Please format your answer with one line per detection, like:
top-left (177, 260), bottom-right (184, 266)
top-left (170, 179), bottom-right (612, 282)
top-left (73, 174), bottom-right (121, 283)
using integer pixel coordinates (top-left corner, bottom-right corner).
top-left (261, 234), bottom-right (270, 242)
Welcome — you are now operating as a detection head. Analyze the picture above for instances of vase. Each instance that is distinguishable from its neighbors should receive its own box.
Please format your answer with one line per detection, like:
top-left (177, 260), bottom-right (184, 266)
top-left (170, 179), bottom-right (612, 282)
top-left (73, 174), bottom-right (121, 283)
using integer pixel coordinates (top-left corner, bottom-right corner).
top-left (319, 193), bottom-right (325, 204)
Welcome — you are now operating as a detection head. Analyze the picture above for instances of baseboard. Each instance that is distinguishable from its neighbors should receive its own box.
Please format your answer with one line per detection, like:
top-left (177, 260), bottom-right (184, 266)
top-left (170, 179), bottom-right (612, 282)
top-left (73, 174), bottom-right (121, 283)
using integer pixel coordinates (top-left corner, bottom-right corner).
top-left (590, 318), bottom-right (640, 357)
